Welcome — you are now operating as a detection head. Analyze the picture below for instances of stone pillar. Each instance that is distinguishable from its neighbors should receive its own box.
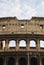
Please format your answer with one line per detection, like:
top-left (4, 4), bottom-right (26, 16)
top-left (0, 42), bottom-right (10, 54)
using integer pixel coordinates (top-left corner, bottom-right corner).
top-left (40, 58), bottom-right (42, 65)
top-left (16, 39), bottom-right (19, 51)
top-left (4, 57), bottom-right (6, 65)
top-left (38, 53), bottom-right (42, 65)
top-left (5, 39), bottom-right (9, 50)
top-left (0, 41), bottom-right (1, 48)
top-left (27, 53), bottom-right (29, 65)
top-left (7, 57), bottom-right (8, 65)
top-left (37, 39), bottom-right (40, 51)
top-left (26, 39), bottom-right (29, 51)
top-left (16, 56), bottom-right (18, 65)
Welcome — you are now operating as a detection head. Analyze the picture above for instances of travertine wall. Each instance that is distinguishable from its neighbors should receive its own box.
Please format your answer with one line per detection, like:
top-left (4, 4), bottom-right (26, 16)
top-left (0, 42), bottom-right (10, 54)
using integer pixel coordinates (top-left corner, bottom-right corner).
top-left (0, 17), bottom-right (44, 65)
top-left (0, 17), bottom-right (44, 34)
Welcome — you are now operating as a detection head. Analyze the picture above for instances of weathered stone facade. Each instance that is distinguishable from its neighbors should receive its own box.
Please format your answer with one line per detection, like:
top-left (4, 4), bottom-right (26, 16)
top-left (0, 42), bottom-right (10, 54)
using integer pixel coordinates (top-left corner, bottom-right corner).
top-left (0, 17), bottom-right (44, 65)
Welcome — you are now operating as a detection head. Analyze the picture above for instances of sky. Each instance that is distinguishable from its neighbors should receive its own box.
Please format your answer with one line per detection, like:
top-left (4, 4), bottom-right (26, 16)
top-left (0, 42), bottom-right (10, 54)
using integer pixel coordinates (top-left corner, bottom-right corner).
top-left (0, 0), bottom-right (44, 19)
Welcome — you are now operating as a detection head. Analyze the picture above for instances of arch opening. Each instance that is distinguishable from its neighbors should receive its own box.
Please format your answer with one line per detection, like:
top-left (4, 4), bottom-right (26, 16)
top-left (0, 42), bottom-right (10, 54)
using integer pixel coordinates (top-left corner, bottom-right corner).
top-left (42, 58), bottom-right (44, 65)
top-left (30, 40), bottom-right (36, 48)
top-left (8, 57), bottom-right (15, 65)
top-left (19, 40), bottom-right (26, 47)
top-left (19, 57), bottom-right (27, 65)
top-left (0, 57), bottom-right (4, 65)
top-left (40, 40), bottom-right (44, 48)
top-left (30, 57), bottom-right (38, 65)
top-left (9, 40), bottom-right (16, 47)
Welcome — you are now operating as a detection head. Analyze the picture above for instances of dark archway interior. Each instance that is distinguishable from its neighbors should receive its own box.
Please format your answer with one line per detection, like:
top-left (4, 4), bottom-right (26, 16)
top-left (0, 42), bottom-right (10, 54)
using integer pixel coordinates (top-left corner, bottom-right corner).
top-left (42, 58), bottom-right (44, 65)
top-left (0, 58), bottom-right (4, 65)
top-left (8, 57), bottom-right (15, 65)
top-left (30, 57), bottom-right (37, 65)
top-left (19, 57), bottom-right (26, 65)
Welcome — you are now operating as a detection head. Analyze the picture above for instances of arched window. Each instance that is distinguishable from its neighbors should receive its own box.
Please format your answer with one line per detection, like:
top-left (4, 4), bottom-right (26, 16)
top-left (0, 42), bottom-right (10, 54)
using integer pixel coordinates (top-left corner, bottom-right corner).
top-left (9, 40), bottom-right (16, 47)
top-left (30, 40), bottom-right (36, 47)
top-left (0, 57), bottom-right (4, 65)
top-left (19, 40), bottom-right (26, 47)
top-left (19, 57), bottom-right (26, 65)
top-left (30, 57), bottom-right (38, 65)
top-left (40, 40), bottom-right (44, 48)
top-left (8, 57), bottom-right (15, 65)
top-left (42, 58), bottom-right (44, 65)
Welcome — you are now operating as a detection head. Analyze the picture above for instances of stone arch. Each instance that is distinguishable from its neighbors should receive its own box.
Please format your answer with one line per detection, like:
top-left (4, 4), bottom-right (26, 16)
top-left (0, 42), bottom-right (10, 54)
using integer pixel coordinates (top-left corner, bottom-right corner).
top-left (19, 40), bottom-right (26, 47)
top-left (42, 58), bottom-right (44, 65)
top-left (19, 57), bottom-right (27, 65)
top-left (30, 57), bottom-right (38, 65)
top-left (30, 40), bottom-right (36, 48)
top-left (40, 40), bottom-right (44, 48)
top-left (9, 40), bottom-right (16, 47)
top-left (0, 57), bottom-right (4, 65)
top-left (8, 57), bottom-right (15, 65)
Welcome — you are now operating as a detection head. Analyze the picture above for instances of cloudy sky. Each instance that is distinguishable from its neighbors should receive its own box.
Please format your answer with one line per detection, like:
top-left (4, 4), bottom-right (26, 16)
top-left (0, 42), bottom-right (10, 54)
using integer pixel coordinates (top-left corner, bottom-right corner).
top-left (0, 0), bottom-right (44, 19)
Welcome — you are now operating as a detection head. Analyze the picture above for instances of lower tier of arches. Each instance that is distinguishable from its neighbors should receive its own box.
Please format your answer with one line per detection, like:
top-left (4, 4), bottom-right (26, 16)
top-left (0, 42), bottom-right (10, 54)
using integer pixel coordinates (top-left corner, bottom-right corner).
top-left (0, 53), bottom-right (43, 65)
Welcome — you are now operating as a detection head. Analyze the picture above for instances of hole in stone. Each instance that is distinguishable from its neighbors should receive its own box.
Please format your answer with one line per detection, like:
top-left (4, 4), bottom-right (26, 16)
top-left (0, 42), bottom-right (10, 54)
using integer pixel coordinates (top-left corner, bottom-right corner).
top-left (2, 25), bottom-right (6, 29)
top-left (21, 24), bottom-right (24, 28)
top-left (40, 25), bottom-right (43, 29)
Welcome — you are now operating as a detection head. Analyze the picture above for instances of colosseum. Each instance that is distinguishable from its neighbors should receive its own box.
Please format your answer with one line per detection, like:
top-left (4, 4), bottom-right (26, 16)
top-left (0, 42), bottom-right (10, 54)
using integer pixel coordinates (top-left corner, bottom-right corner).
top-left (0, 17), bottom-right (44, 65)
